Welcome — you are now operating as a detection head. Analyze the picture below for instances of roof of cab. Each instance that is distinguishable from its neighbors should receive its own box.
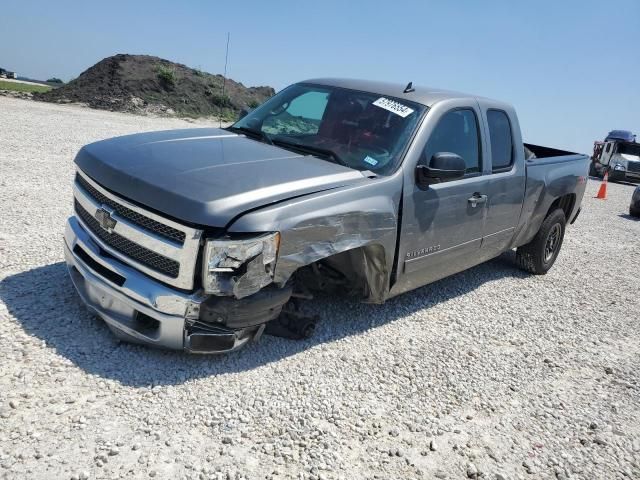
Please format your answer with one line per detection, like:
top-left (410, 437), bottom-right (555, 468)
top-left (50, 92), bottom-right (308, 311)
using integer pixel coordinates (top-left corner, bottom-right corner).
top-left (301, 77), bottom-right (486, 108)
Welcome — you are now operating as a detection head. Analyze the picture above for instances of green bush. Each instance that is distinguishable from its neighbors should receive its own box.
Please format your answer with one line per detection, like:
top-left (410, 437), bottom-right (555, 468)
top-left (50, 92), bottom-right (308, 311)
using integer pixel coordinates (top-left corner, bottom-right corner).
top-left (156, 65), bottom-right (176, 88)
top-left (47, 78), bottom-right (64, 84)
top-left (248, 99), bottom-right (260, 109)
top-left (210, 93), bottom-right (232, 108)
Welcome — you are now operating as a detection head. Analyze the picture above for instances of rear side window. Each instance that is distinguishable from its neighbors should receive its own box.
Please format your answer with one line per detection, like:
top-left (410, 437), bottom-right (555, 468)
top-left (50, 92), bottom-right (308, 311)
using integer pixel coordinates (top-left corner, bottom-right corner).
top-left (423, 109), bottom-right (481, 174)
top-left (487, 110), bottom-right (513, 171)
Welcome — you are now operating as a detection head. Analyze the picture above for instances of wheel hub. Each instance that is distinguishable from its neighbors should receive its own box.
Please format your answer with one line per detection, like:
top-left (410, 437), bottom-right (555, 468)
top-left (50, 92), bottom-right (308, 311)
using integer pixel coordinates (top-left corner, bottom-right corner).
top-left (544, 224), bottom-right (561, 262)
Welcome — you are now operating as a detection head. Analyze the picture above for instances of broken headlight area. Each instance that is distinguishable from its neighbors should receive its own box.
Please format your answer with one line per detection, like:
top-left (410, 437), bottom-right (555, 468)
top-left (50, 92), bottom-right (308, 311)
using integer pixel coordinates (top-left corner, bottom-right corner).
top-left (202, 232), bottom-right (280, 299)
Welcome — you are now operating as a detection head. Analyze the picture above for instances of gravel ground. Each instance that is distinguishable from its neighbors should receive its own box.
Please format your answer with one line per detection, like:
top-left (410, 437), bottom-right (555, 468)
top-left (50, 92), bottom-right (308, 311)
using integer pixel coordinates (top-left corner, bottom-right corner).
top-left (1, 96), bottom-right (639, 480)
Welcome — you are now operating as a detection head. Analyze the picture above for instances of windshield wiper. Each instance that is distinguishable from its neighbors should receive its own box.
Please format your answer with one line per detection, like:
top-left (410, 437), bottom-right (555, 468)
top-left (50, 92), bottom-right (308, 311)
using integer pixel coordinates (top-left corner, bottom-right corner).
top-left (226, 126), bottom-right (272, 145)
top-left (271, 139), bottom-right (348, 167)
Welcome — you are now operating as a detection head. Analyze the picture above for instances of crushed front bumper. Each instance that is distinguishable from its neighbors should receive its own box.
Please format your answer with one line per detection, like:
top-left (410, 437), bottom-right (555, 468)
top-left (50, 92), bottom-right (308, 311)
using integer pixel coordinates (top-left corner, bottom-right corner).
top-left (64, 217), bottom-right (260, 353)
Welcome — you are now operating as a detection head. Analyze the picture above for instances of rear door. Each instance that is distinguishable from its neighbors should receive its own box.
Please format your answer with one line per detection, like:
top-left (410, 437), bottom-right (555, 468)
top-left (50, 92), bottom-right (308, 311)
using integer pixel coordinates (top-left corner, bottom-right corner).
top-left (478, 106), bottom-right (526, 257)
top-left (393, 102), bottom-right (489, 294)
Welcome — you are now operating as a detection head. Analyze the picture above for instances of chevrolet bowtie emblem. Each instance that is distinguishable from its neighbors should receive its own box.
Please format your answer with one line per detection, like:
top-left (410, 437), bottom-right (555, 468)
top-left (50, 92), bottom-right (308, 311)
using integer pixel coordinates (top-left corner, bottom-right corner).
top-left (94, 206), bottom-right (117, 232)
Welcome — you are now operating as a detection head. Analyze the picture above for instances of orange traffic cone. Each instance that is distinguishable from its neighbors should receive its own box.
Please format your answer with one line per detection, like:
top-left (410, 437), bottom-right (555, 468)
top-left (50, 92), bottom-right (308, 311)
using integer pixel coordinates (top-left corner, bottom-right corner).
top-left (595, 171), bottom-right (608, 199)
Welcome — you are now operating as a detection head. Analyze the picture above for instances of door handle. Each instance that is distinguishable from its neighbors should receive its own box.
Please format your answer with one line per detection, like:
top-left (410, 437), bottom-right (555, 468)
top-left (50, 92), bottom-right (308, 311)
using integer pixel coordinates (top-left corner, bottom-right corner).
top-left (468, 193), bottom-right (487, 208)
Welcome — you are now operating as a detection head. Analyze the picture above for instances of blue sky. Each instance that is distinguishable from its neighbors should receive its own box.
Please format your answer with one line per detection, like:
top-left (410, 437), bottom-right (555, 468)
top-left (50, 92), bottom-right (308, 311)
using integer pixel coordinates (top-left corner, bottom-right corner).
top-left (1, 0), bottom-right (638, 153)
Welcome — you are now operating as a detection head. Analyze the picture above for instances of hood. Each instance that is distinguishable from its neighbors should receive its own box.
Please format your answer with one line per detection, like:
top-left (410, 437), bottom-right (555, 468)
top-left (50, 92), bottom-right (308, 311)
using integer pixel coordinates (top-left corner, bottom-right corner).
top-left (75, 128), bottom-right (366, 227)
top-left (619, 153), bottom-right (640, 163)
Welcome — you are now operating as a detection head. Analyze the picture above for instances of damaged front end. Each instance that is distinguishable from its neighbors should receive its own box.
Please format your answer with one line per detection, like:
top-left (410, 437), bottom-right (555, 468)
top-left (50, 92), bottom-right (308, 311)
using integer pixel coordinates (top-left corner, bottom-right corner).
top-left (196, 231), bottom-right (330, 347)
top-left (185, 231), bottom-right (299, 350)
top-left (185, 283), bottom-right (293, 352)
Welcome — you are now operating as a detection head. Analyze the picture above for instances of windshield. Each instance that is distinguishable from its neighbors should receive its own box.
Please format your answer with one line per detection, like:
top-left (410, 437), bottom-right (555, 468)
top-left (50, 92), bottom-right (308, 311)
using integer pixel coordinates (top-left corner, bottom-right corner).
top-left (230, 83), bottom-right (425, 175)
top-left (617, 142), bottom-right (640, 157)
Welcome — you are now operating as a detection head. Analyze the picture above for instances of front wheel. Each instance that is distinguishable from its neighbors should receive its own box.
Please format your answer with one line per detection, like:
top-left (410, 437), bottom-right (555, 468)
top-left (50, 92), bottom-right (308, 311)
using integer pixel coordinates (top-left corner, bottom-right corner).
top-left (516, 209), bottom-right (566, 275)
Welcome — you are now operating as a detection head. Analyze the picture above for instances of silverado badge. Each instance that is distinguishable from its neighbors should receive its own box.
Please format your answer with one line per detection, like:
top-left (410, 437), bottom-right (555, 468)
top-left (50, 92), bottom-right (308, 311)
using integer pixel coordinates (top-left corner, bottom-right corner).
top-left (94, 206), bottom-right (117, 233)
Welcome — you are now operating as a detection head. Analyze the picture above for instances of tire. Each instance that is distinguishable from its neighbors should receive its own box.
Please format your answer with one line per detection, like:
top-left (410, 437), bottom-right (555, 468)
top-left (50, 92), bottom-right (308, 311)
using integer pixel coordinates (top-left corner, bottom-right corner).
top-left (630, 206), bottom-right (640, 218)
top-left (589, 162), bottom-right (598, 177)
top-left (516, 209), bottom-right (566, 275)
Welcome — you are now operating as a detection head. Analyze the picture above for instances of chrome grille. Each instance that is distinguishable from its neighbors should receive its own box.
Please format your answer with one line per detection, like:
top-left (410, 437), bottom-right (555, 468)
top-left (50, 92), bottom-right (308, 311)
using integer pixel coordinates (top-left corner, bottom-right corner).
top-left (76, 173), bottom-right (186, 244)
top-left (72, 169), bottom-right (203, 289)
top-left (75, 200), bottom-right (180, 278)
top-left (627, 161), bottom-right (640, 173)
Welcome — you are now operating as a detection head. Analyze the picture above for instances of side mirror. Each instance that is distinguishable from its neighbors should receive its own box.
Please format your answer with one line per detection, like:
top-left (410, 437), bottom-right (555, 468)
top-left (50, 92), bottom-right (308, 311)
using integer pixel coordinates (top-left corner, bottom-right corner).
top-left (416, 152), bottom-right (466, 186)
top-left (238, 108), bottom-right (252, 120)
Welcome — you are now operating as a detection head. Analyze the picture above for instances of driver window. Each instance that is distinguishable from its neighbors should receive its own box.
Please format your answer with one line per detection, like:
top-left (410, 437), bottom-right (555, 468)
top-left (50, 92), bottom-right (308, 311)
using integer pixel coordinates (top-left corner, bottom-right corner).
top-left (422, 109), bottom-right (481, 175)
top-left (262, 91), bottom-right (329, 135)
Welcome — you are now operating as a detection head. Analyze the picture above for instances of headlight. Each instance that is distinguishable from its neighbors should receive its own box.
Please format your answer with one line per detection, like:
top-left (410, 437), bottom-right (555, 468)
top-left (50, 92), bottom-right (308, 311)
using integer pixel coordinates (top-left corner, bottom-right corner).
top-left (202, 232), bottom-right (280, 298)
top-left (614, 163), bottom-right (626, 171)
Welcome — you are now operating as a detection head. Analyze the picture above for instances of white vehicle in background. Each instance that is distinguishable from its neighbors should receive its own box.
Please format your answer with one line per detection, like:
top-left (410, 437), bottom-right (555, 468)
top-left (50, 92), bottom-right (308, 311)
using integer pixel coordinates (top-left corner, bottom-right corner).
top-left (591, 136), bottom-right (640, 183)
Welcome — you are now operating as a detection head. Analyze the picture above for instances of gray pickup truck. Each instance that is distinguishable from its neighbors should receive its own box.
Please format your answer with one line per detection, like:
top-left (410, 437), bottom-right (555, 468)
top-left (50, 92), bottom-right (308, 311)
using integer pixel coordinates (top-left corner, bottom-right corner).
top-left (64, 78), bottom-right (589, 353)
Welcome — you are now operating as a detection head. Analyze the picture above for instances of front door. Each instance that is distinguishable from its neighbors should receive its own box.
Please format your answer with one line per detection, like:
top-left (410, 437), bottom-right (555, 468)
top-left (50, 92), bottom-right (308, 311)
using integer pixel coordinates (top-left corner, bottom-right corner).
top-left (393, 107), bottom-right (488, 294)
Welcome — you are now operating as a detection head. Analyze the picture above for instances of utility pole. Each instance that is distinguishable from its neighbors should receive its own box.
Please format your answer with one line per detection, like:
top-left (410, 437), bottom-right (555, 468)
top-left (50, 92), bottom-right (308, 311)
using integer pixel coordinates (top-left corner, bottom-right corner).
top-left (220, 32), bottom-right (230, 127)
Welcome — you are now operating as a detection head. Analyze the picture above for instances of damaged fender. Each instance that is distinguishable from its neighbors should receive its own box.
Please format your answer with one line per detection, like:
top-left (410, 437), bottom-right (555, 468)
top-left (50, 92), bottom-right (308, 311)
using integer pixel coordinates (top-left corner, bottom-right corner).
top-left (227, 176), bottom-right (403, 303)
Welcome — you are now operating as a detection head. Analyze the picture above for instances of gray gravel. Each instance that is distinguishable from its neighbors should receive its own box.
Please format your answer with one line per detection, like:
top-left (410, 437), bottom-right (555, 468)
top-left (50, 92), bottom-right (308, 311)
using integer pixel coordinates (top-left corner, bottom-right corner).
top-left (1, 96), bottom-right (639, 480)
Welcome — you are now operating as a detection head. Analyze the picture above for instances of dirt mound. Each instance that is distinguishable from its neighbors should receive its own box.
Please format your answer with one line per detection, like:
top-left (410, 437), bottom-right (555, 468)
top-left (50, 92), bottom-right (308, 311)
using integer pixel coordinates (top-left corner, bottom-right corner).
top-left (35, 54), bottom-right (275, 119)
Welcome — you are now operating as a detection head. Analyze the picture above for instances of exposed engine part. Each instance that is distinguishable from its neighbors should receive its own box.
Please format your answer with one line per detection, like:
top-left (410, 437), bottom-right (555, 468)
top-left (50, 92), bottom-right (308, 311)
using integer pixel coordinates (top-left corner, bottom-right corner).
top-left (265, 310), bottom-right (319, 340)
top-left (264, 295), bottom-right (319, 340)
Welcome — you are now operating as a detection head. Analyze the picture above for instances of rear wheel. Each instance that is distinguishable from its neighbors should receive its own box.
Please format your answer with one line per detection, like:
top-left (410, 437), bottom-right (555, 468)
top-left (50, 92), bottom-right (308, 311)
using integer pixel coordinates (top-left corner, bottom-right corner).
top-left (516, 209), bottom-right (566, 274)
top-left (630, 206), bottom-right (640, 218)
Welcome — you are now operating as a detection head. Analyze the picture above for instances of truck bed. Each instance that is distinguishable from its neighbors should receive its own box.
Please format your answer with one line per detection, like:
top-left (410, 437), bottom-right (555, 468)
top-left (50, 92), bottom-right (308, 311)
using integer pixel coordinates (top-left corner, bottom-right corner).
top-left (511, 145), bottom-right (589, 250)
top-left (524, 143), bottom-right (579, 160)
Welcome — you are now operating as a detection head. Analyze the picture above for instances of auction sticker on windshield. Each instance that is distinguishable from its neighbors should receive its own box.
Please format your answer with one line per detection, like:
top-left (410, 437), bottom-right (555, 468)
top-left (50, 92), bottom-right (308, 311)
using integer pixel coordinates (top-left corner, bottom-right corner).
top-left (372, 97), bottom-right (414, 118)
top-left (363, 155), bottom-right (379, 166)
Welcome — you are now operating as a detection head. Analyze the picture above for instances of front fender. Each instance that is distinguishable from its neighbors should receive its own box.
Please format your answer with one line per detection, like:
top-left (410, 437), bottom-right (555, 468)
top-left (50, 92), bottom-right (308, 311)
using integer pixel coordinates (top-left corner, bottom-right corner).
top-left (227, 175), bottom-right (403, 301)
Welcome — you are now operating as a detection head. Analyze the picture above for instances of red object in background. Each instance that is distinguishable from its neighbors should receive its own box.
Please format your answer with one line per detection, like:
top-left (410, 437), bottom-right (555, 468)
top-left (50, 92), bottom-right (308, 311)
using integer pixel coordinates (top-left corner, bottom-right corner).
top-left (595, 171), bottom-right (608, 199)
